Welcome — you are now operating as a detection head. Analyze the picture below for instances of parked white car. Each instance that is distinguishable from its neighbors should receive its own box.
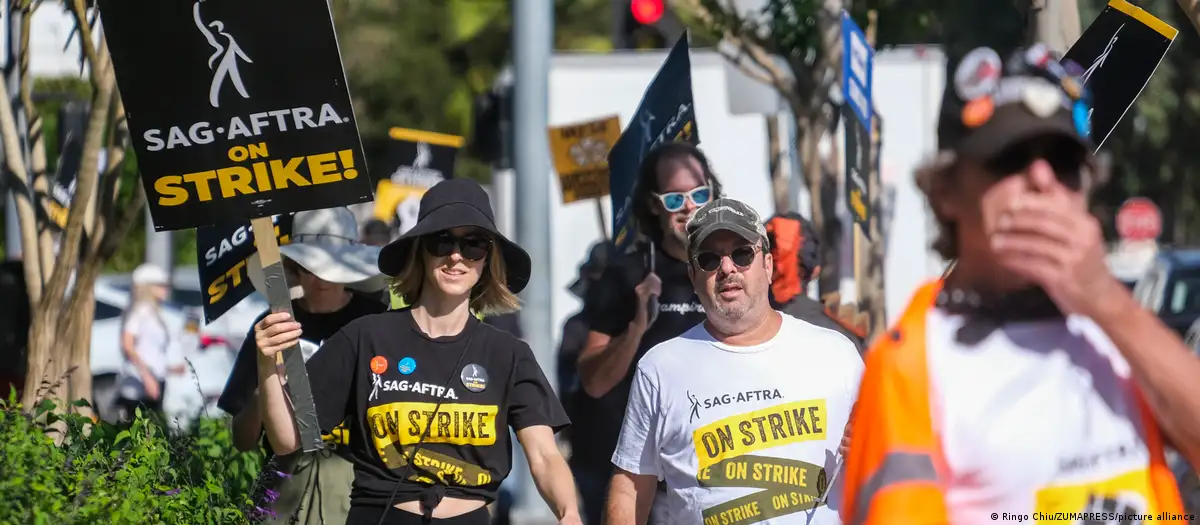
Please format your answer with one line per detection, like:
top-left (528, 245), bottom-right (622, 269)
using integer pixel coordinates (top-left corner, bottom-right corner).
top-left (90, 266), bottom-right (267, 426)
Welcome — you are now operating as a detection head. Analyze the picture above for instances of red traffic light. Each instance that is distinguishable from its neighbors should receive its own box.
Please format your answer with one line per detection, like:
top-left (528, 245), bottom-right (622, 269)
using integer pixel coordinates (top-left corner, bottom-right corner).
top-left (631, 0), bottom-right (664, 25)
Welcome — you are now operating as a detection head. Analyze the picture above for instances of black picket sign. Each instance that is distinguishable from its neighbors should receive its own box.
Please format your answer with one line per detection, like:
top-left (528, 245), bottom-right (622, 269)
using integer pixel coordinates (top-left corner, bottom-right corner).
top-left (365, 130), bottom-right (460, 236)
top-left (98, 0), bottom-right (373, 231)
top-left (196, 214), bottom-right (294, 323)
top-left (1064, 0), bottom-right (1176, 150)
top-left (842, 104), bottom-right (871, 233)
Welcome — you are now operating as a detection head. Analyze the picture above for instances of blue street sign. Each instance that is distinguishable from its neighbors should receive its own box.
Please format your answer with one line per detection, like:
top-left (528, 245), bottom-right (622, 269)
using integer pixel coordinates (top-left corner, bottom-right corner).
top-left (841, 12), bottom-right (874, 129)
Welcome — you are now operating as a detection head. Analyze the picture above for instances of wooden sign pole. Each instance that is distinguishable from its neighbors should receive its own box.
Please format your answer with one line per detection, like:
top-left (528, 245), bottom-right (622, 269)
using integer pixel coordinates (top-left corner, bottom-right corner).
top-left (251, 216), bottom-right (325, 453)
top-left (595, 199), bottom-right (609, 241)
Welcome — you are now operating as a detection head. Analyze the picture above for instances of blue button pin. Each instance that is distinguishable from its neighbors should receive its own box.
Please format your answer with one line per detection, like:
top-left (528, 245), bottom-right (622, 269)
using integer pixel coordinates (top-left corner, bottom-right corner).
top-left (398, 357), bottom-right (417, 375)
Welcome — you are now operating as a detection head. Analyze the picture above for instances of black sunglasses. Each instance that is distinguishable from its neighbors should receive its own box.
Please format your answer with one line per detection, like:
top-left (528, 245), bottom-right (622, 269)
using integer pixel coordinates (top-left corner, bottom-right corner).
top-left (983, 137), bottom-right (1088, 190)
top-left (422, 231), bottom-right (492, 261)
top-left (693, 245), bottom-right (759, 272)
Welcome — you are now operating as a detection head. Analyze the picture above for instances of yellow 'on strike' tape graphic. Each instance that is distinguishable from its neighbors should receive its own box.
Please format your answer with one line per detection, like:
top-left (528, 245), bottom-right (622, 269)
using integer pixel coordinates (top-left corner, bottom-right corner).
top-left (366, 401), bottom-right (499, 451)
top-left (377, 444), bottom-right (495, 487)
top-left (1034, 468), bottom-right (1159, 524)
top-left (693, 399), bottom-right (827, 471)
top-left (698, 455), bottom-right (828, 525)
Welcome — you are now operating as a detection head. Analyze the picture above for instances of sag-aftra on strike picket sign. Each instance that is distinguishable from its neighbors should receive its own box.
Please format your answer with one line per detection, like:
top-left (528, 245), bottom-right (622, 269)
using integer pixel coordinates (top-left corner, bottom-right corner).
top-left (98, 0), bottom-right (373, 231)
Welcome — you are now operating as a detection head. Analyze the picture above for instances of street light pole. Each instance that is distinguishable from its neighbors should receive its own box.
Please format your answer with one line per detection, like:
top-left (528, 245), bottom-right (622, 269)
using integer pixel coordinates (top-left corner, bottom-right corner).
top-left (511, 0), bottom-right (556, 522)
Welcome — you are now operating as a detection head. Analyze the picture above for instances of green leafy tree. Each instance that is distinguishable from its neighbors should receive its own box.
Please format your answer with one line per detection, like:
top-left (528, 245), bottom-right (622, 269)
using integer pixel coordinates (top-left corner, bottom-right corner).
top-left (332, 0), bottom-right (614, 184)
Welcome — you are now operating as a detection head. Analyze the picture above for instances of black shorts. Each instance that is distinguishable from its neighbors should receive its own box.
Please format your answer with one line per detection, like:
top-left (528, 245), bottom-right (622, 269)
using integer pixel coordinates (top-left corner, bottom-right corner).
top-left (345, 505), bottom-right (489, 525)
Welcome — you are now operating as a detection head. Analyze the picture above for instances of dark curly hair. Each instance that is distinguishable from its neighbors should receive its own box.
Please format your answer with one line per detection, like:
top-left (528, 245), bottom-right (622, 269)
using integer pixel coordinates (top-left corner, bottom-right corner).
top-left (630, 142), bottom-right (724, 244)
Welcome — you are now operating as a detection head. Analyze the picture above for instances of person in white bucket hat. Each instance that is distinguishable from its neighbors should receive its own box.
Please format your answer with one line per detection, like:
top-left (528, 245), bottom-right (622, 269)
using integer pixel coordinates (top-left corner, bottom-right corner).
top-left (218, 206), bottom-right (389, 525)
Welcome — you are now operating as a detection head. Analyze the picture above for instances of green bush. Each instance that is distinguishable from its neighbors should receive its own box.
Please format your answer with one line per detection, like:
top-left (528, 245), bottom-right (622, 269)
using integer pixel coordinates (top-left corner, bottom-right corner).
top-left (0, 390), bottom-right (271, 525)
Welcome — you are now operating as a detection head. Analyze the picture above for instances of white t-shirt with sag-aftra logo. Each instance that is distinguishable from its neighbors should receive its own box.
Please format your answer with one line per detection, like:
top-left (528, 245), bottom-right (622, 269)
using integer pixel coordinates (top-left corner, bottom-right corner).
top-left (612, 313), bottom-right (864, 525)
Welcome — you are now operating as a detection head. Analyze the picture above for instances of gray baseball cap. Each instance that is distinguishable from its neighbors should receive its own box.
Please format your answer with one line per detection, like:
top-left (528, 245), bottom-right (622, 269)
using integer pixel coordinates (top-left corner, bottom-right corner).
top-left (686, 198), bottom-right (769, 258)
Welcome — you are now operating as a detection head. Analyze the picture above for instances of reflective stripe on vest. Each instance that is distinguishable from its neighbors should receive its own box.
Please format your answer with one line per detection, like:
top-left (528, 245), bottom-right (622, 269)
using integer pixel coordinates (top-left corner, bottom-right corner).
top-left (849, 451), bottom-right (940, 525)
top-left (841, 280), bottom-right (1183, 525)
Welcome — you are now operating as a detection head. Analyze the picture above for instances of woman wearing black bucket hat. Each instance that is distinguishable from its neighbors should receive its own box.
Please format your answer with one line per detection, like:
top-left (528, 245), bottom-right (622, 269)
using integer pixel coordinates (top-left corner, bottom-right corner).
top-left (254, 178), bottom-right (580, 525)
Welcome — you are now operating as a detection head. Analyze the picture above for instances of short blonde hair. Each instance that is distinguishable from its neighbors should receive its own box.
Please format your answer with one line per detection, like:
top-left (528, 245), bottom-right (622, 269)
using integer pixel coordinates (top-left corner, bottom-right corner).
top-left (388, 239), bottom-right (521, 316)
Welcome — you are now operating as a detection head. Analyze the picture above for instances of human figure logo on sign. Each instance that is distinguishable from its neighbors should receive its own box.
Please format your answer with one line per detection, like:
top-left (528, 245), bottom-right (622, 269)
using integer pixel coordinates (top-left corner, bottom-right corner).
top-left (193, 0), bottom-right (253, 109)
top-left (370, 127), bottom-right (463, 238)
top-left (1063, 0), bottom-right (1177, 150)
top-left (100, 0), bottom-right (375, 452)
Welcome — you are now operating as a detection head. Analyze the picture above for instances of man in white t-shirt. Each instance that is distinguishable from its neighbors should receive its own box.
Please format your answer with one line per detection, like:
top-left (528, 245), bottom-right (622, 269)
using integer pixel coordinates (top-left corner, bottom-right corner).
top-left (606, 199), bottom-right (863, 525)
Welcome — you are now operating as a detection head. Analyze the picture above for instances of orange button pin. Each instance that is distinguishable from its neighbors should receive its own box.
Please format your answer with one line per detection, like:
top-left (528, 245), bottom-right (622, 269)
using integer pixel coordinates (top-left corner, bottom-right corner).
top-left (962, 96), bottom-right (995, 128)
top-left (370, 356), bottom-right (388, 375)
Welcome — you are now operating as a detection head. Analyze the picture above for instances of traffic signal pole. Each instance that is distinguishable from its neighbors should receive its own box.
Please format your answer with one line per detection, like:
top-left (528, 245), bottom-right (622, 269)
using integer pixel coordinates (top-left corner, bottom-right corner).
top-left (511, 0), bottom-right (557, 523)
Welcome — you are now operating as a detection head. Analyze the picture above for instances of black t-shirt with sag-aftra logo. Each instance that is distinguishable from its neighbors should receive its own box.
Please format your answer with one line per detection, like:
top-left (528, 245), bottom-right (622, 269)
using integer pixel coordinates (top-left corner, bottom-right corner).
top-left (306, 308), bottom-right (569, 509)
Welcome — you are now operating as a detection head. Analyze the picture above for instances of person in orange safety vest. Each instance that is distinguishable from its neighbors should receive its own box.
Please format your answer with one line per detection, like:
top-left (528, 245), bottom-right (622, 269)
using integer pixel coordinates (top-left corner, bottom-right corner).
top-left (841, 44), bottom-right (1200, 525)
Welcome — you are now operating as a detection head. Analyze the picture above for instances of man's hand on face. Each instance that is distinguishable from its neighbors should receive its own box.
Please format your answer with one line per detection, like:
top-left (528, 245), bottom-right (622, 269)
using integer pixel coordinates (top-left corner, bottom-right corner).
top-left (990, 160), bottom-right (1120, 317)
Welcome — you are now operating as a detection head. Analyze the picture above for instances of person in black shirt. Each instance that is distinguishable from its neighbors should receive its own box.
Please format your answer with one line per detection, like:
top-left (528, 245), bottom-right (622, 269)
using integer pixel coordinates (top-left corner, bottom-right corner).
top-left (254, 179), bottom-right (580, 525)
top-left (558, 241), bottom-right (612, 426)
top-left (575, 142), bottom-right (723, 525)
top-left (219, 206), bottom-right (389, 525)
top-left (763, 212), bottom-right (867, 354)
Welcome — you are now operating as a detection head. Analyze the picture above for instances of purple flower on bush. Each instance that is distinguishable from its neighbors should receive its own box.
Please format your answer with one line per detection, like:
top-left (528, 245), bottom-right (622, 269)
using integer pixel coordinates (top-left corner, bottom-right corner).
top-left (164, 488), bottom-right (182, 496)
top-left (263, 488), bottom-right (280, 503)
top-left (252, 505), bottom-right (278, 519)
top-left (274, 470), bottom-right (291, 479)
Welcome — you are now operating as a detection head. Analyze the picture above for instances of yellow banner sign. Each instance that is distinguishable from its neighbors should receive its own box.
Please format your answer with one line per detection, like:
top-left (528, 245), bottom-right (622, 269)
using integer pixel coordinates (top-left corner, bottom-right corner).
top-left (548, 115), bottom-right (621, 203)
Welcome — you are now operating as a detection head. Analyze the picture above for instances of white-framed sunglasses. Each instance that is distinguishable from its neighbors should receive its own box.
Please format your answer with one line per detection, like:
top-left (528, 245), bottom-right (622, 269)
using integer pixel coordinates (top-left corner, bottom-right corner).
top-left (655, 186), bottom-right (712, 212)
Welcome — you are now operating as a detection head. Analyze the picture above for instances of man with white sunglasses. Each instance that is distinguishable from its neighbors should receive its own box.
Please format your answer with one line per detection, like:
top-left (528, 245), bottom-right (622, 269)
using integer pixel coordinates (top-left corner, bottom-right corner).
top-left (605, 198), bottom-right (862, 525)
top-left (573, 142), bottom-right (723, 524)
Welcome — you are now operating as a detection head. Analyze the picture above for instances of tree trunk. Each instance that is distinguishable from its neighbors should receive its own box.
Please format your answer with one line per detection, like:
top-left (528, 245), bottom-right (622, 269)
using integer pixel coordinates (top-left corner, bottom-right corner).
top-left (1178, 0), bottom-right (1200, 37)
top-left (1031, 0), bottom-right (1081, 53)
top-left (859, 10), bottom-right (886, 339)
top-left (766, 115), bottom-right (789, 214)
top-left (66, 282), bottom-right (96, 420)
top-left (862, 117), bottom-right (886, 339)
top-left (795, 112), bottom-right (841, 296)
top-left (20, 19), bottom-right (118, 413)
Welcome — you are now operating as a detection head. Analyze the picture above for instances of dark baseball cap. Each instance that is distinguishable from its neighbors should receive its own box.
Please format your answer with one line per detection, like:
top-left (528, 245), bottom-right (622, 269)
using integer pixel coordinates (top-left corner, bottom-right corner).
top-left (686, 199), bottom-right (769, 258)
top-left (938, 43), bottom-right (1094, 161)
top-left (765, 213), bottom-right (819, 271)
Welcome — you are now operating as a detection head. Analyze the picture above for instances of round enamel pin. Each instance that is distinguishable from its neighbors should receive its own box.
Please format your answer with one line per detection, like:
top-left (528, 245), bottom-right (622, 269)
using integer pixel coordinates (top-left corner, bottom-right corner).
top-left (461, 364), bottom-right (489, 393)
top-left (961, 96), bottom-right (995, 128)
top-left (954, 47), bottom-right (1003, 102)
top-left (369, 356), bottom-right (388, 375)
top-left (1060, 77), bottom-right (1082, 100)
top-left (1022, 83), bottom-right (1061, 118)
top-left (1024, 43), bottom-right (1051, 68)
top-left (1073, 100), bottom-right (1091, 138)
top-left (398, 357), bottom-right (417, 375)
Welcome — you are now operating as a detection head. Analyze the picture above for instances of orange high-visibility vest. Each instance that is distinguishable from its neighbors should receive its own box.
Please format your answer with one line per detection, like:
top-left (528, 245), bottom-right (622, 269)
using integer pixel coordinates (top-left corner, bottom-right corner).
top-left (840, 281), bottom-right (1183, 525)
